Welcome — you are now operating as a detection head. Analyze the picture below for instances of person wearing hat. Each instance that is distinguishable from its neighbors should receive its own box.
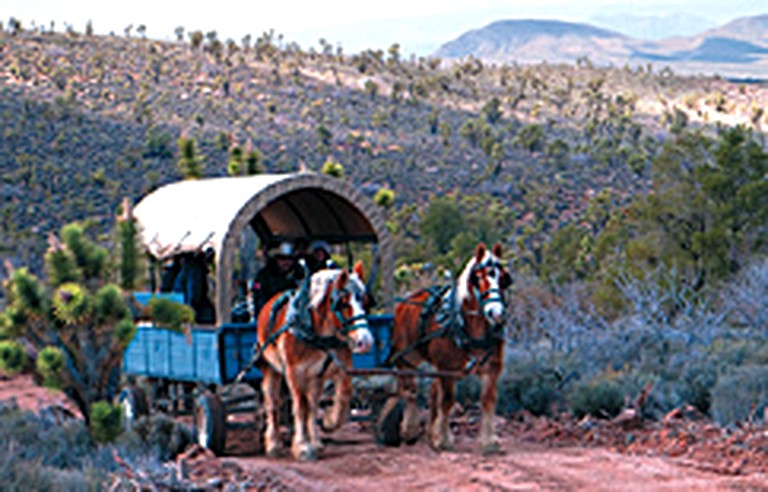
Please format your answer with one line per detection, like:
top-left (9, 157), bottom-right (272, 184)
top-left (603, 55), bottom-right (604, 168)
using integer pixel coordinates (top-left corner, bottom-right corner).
top-left (251, 241), bottom-right (302, 315)
top-left (307, 239), bottom-right (337, 273)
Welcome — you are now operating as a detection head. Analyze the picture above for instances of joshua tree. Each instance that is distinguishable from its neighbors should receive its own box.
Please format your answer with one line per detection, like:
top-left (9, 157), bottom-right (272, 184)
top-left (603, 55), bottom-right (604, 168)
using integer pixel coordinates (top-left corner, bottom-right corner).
top-left (177, 135), bottom-right (205, 179)
top-left (0, 221), bottom-right (137, 424)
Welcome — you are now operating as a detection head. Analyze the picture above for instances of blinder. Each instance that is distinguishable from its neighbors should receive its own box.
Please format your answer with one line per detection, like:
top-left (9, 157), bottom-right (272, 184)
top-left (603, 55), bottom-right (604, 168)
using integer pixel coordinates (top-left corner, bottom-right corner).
top-left (500, 270), bottom-right (512, 290)
top-left (469, 258), bottom-right (511, 308)
top-left (330, 285), bottom-right (369, 335)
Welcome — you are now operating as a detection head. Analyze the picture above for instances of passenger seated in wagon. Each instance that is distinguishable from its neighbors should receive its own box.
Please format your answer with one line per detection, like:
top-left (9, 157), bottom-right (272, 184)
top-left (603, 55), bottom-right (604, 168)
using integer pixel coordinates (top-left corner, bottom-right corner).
top-left (251, 241), bottom-right (303, 316)
top-left (307, 240), bottom-right (338, 273)
top-left (162, 249), bottom-right (216, 325)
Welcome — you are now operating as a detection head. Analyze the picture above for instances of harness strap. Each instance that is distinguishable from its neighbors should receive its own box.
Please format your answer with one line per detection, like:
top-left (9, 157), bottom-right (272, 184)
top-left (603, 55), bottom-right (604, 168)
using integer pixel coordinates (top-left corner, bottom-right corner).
top-left (289, 325), bottom-right (347, 350)
top-left (386, 284), bottom-right (454, 366)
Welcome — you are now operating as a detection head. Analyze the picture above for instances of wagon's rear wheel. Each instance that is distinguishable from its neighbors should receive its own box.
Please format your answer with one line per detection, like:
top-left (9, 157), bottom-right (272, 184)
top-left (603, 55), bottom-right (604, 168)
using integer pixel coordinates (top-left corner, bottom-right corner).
top-left (195, 391), bottom-right (227, 455)
top-left (372, 396), bottom-right (404, 447)
top-left (118, 385), bottom-right (149, 431)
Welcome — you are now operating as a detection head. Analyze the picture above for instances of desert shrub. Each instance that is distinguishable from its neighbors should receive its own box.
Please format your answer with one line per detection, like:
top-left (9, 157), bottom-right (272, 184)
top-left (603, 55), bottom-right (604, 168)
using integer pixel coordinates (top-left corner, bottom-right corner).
top-left (118, 413), bottom-right (194, 461)
top-left (496, 357), bottom-right (565, 416)
top-left (321, 158), bottom-right (345, 178)
top-left (90, 401), bottom-right (123, 443)
top-left (509, 376), bottom-right (559, 416)
top-left (455, 376), bottom-right (480, 409)
top-left (0, 402), bottom-right (192, 489)
top-left (711, 365), bottom-right (768, 426)
top-left (0, 402), bottom-right (112, 488)
top-left (148, 297), bottom-right (194, 333)
top-left (0, 340), bottom-right (27, 375)
top-left (567, 377), bottom-right (624, 419)
top-left (673, 356), bottom-right (717, 415)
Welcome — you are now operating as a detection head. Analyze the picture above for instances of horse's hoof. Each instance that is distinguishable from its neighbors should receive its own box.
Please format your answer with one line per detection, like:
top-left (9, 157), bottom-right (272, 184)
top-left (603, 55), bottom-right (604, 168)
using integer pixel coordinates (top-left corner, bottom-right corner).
top-left (402, 430), bottom-right (421, 446)
top-left (296, 446), bottom-right (318, 462)
top-left (310, 440), bottom-right (324, 452)
top-left (429, 437), bottom-right (454, 452)
top-left (481, 440), bottom-right (501, 456)
top-left (293, 443), bottom-right (317, 461)
top-left (265, 446), bottom-right (282, 459)
top-left (321, 417), bottom-right (338, 433)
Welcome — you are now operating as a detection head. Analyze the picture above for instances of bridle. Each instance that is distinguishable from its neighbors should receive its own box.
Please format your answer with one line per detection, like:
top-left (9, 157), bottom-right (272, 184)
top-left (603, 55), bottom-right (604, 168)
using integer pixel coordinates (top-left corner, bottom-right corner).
top-left (468, 258), bottom-right (509, 317)
top-left (329, 283), bottom-right (370, 336)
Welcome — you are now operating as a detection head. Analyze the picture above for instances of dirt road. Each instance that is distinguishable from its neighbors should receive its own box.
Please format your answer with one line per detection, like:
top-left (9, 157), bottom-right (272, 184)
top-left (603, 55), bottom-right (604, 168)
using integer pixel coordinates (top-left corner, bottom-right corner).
top-left (210, 420), bottom-right (768, 491)
top-left (2, 375), bottom-right (766, 490)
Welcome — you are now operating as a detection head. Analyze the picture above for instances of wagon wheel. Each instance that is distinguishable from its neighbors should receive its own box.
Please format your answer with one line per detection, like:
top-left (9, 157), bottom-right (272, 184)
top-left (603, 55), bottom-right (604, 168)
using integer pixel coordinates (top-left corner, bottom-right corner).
top-left (195, 391), bottom-right (227, 456)
top-left (118, 385), bottom-right (149, 431)
top-left (372, 396), bottom-right (404, 447)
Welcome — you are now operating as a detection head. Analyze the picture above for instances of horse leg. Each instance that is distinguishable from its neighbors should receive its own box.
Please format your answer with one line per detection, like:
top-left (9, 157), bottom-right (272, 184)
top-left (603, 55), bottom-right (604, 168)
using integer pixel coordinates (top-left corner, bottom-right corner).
top-left (398, 374), bottom-right (420, 443)
top-left (285, 366), bottom-right (316, 461)
top-left (306, 375), bottom-right (324, 452)
top-left (261, 366), bottom-right (283, 458)
top-left (322, 358), bottom-right (352, 432)
top-left (429, 376), bottom-right (456, 451)
top-left (479, 367), bottom-right (501, 455)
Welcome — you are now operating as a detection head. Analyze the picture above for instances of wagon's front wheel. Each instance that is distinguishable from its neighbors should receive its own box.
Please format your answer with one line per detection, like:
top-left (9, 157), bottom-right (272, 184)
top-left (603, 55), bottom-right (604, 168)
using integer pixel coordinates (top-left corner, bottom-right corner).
top-left (372, 396), bottom-right (404, 447)
top-left (195, 391), bottom-right (226, 455)
top-left (118, 385), bottom-right (149, 431)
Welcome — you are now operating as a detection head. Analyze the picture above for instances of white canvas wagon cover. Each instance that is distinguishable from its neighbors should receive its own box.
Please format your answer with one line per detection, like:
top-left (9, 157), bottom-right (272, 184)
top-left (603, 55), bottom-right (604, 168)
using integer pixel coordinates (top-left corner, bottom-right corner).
top-left (132, 173), bottom-right (393, 323)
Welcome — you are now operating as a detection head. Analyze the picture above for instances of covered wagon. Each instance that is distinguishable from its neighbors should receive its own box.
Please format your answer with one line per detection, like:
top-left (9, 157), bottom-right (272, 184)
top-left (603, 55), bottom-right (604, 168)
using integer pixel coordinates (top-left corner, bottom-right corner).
top-left (119, 173), bottom-right (395, 454)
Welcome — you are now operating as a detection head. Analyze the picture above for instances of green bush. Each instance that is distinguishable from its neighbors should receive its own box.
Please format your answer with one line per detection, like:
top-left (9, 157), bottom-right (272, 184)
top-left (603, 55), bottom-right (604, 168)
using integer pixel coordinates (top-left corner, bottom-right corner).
top-left (455, 376), bottom-right (480, 409)
top-left (0, 403), bottom-right (111, 488)
top-left (496, 360), bottom-right (563, 417)
top-left (676, 357), bottom-right (717, 415)
top-left (90, 401), bottom-right (122, 443)
top-left (711, 365), bottom-right (768, 426)
top-left (499, 376), bottom-right (560, 416)
top-left (568, 377), bottom-right (624, 419)
top-left (148, 297), bottom-right (194, 333)
top-left (321, 158), bottom-right (345, 178)
top-left (120, 413), bottom-right (194, 461)
top-left (0, 341), bottom-right (27, 375)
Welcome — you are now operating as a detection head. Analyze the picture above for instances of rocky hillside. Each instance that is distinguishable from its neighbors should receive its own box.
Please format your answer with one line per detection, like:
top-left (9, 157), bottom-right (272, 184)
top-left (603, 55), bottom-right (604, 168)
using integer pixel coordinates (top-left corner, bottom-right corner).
top-left (434, 14), bottom-right (768, 78)
top-left (0, 26), bottom-right (766, 286)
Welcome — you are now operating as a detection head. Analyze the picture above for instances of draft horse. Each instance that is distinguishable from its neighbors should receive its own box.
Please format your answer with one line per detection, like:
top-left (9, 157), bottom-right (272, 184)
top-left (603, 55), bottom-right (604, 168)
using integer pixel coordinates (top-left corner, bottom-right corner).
top-left (256, 262), bottom-right (373, 461)
top-left (391, 242), bottom-right (512, 454)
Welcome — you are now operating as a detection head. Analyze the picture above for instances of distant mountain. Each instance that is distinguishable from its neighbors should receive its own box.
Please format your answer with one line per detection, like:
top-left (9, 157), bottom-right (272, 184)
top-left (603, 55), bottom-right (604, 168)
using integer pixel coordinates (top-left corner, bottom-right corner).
top-left (590, 13), bottom-right (715, 40)
top-left (434, 20), bottom-right (630, 66)
top-left (700, 14), bottom-right (768, 47)
top-left (434, 15), bottom-right (768, 78)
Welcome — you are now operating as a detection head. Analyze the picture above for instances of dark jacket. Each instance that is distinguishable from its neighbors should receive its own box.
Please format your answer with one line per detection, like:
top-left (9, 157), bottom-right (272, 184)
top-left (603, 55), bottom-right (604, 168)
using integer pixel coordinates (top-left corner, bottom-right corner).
top-left (252, 259), bottom-right (302, 315)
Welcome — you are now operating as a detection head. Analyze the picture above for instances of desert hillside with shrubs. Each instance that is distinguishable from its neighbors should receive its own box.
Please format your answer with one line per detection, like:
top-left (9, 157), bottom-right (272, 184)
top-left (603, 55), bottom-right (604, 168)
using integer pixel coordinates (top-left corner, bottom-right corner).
top-left (0, 18), bottom-right (767, 487)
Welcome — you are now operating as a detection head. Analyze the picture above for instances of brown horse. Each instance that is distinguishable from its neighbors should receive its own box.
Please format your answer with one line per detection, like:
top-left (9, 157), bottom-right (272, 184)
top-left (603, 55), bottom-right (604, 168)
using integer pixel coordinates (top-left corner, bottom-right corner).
top-left (391, 242), bottom-right (511, 454)
top-left (256, 262), bottom-right (373, 461)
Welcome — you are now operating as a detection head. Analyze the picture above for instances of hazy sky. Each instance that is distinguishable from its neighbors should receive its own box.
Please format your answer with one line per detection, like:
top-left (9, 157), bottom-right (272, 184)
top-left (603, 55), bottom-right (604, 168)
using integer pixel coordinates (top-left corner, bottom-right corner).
top-left (5, 0), bottom-right (768, 55)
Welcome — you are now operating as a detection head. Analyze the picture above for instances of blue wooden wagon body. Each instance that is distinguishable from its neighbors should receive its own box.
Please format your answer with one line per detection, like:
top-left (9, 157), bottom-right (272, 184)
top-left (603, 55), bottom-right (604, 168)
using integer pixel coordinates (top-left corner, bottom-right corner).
top-left (122, 314), bottom-right (394, 385)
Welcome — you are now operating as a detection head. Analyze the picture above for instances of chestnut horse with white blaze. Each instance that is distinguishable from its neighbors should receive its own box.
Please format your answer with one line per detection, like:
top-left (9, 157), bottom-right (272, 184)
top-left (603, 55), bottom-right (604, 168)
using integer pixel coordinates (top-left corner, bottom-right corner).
top-left (391, 242), bottom-right (511, 454)
top-left (256, 262), bottom-right (373, 461)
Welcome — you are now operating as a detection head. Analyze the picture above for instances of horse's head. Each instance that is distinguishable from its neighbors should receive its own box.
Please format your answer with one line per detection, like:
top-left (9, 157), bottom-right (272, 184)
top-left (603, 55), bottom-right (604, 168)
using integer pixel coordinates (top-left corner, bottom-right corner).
top-left (460, 242), bottom-right (513, 325)
top-left (311, 261), bottom-right (373, 354)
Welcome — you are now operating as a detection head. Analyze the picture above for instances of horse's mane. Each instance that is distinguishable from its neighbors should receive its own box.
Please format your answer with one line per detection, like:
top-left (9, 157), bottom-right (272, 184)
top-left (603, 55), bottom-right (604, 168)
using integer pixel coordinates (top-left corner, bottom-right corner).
top-left (309, 269), bottom-right (365, 309)
top-left (456, 248), bottom-right (499, 304)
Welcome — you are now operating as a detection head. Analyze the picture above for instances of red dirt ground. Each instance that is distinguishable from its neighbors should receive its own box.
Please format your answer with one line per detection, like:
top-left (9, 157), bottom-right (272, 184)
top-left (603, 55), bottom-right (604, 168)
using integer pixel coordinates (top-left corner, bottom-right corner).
top-left (3, 375), bottom-right (767, 490)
